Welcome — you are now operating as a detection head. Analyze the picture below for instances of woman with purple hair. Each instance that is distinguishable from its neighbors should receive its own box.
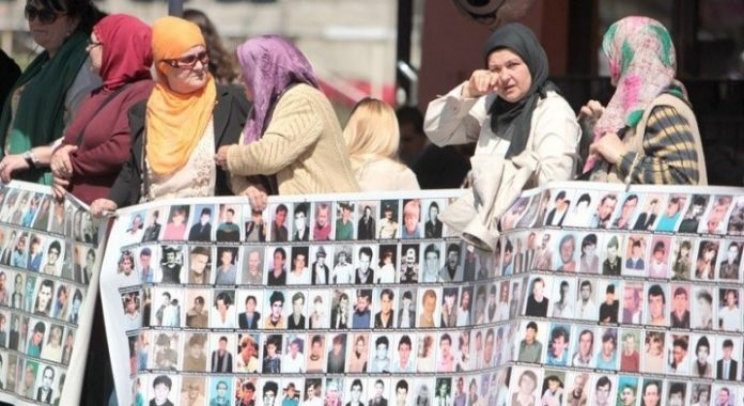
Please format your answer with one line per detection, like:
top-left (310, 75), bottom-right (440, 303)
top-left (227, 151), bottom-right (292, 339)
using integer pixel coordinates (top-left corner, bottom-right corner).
top-left (215, 35), bottom-right (359, 209)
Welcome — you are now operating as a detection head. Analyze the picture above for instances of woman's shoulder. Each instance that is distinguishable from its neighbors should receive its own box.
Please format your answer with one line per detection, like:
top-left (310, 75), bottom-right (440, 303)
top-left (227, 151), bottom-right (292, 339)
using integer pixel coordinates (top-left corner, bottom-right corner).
top-left (358, 159), bottom-right (420, 191)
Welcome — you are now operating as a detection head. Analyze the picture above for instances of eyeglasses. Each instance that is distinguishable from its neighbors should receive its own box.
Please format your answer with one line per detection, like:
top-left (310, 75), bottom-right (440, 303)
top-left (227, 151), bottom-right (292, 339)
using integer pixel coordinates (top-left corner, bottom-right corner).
top-left (24, 5), bottom-right (61, 25)
top-left (161, 51), bottom-right (209, 68)
top-left (86, 39), bottom-right (102, 49)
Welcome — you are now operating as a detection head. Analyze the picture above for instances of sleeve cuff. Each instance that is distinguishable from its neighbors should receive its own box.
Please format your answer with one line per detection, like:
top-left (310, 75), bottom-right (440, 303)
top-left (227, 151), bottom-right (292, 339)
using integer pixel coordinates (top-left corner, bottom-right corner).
top-left (617, 151), bottom-right (637, 177)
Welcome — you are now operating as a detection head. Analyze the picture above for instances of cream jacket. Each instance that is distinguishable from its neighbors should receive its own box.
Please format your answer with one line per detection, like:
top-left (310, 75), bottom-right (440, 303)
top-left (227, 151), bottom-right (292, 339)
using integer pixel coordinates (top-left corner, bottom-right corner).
top-left (228, 84), bottom-right (360, 195)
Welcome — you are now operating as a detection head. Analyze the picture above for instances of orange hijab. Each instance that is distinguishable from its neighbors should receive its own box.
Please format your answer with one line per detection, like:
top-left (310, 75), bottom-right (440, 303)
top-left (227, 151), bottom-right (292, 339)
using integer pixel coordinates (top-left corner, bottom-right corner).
top-left (146, 16), bottom-right (216, 175)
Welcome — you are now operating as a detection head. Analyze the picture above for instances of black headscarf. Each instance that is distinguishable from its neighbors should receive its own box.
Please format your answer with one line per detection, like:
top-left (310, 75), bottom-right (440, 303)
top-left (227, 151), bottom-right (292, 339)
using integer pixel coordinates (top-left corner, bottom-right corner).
top-left (483, 23), bottom-right (556, 158)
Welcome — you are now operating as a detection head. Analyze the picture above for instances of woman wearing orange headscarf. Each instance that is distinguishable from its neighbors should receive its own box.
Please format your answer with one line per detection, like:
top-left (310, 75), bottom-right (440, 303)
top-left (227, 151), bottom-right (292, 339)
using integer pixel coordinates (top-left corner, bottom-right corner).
top-left (91, 16), bottom-right (249, 215)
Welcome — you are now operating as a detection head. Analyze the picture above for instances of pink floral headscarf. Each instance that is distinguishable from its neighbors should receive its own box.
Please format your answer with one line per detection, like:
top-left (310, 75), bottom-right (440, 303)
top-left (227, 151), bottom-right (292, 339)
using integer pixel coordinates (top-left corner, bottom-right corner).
top-left (584, 16), bottom-right (681, 172)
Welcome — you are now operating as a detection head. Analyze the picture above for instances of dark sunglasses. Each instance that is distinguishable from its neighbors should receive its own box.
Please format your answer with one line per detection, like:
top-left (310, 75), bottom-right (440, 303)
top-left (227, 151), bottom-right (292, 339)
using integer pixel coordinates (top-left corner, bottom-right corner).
top-left (162, 51), bottom-right (209, 68)
top-left (24, 4), bottom-right (61, 24)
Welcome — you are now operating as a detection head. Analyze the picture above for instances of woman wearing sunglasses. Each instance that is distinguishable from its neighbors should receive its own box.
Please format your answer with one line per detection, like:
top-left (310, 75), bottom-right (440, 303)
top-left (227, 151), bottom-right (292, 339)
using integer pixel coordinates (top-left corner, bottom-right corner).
top-left (49, 14), bottom-right (154, 204)
top-left (90, 16), bottom-right (249, 217)
top-left (214, 35), bottom-right (359, 209)
top-left (0, 0), bottom-right (103, 185)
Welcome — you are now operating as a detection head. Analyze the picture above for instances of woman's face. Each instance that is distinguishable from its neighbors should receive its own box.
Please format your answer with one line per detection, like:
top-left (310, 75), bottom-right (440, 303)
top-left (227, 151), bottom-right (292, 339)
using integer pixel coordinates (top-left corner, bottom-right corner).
top-left (487, 48), bottom-right (532, 103)
top-left (86, 32), bottom-right (103, 75)
top-left (697, 345), bottom-right (709, 363)
top-left (26, 0), bottom-right (79, 55)
top-left (164, 46), bottom-right (209, 94)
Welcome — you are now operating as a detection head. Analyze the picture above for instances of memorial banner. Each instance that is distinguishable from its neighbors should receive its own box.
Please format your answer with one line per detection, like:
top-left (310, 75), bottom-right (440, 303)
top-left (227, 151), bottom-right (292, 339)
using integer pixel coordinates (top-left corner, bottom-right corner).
top-left (101, 181), bottom-right (744, 406)
top-left (100, 189), bottom-right (514, 406)
top-left (491, 181), bottom-right (744, 406)
top-left (0, 181), bottom-right (106, 406)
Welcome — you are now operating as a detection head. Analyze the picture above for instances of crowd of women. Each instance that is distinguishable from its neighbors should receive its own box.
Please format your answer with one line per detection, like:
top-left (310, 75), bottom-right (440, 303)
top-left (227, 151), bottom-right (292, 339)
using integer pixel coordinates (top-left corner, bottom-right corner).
top-left (0, 0), bottom-right (709, 403)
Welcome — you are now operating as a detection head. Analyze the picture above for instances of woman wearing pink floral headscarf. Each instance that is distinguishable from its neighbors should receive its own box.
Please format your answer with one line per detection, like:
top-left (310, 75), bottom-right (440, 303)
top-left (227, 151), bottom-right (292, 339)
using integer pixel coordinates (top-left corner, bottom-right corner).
top-left (582, 16), bottom-right (707, 185)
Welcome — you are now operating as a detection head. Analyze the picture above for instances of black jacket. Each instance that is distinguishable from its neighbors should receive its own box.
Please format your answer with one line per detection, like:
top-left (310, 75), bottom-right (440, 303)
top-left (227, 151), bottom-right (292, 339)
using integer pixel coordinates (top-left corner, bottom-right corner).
top-left (108, 85), bottom-right (250, 207)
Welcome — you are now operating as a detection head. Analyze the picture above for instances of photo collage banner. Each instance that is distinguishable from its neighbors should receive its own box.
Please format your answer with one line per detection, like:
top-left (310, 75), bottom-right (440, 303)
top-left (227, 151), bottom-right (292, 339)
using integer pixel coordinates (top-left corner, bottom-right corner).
top-left (492, 181), bottom-right (744, 406)
top-left (100, 189), bottom-right (522, 406)
top-left (0, 182), bottom-right (105, 406)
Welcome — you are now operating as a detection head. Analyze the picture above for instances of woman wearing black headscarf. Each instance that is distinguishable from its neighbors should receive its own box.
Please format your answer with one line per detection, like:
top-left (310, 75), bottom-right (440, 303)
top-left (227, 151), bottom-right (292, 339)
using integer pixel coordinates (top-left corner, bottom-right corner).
top-left (423, 23), bottom-right (579, 251)
top-left (425, 23), bottom-right (579, 183)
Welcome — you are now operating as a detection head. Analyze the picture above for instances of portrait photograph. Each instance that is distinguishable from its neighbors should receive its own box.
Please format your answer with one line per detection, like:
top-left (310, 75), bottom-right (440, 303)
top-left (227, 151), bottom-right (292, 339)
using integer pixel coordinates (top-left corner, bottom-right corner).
top-left (265, 246), bottom-right (288, 287)
top-left (184, 246), bottom-right (211, 285)
top-left (242, 203), bottom-right (267, 243)
top-left (352, 244), bottom-right (378, 285)
top-left (241, 246), bottom-right (264, 285)
top-left (399, 244), bottom-right (420, 284)
top-left (157, 245), bottom-right (185, 284)
top-left (184, 289), bottom-right (211, 329)
top-left (422, 199), bottom-right (445, 238)
top-left (508, 366), bottom-right (542, 406)
top-left (670, 237), bottom-right (694, 280)
top-left (325, 333), bottom-right (347, 374)
top-left (182, 333), bottom-right (208, 372)
top-left (180, 376), bottom-right (207, 406)
top-left (278, 379), bottom-right (302, 406)
top-left (647, 235), bottom-right (672, 279)
top-left (302, 378), bottom-right (323, 406)
top-left (632, 193), bottom-right (665, 231)
top-left (718, 288), bottom-right (742, 332)
top-left (376, 244), bottom-right (397, 284)
top-left (412, 378), bottom-right (435, 406)
top-left (150, 287), bottom-right (183, 328)
top-left (335, 201), bottom-right (356, 241)
top-left (346, 333), bottom-right (372, 374)
top-left (642, 330), bottom-right (666, 374)
top-left (691, 285), bottom-right (716, 330)
top-left (308, 244), bottom-right (333, 285)
top-left (377, 200), bottom-right (400, 240)
top-left (161, 205), bottom-right (190, 241)
top-left (549, 278), bottom-right (575, 320)
top-left (368, 333), bottom-right (392, 373)
top-left (121, 291), bottom-right (142, 332)
top-left (616, 375), bottom-right (639, 406)
top-left (500, 196), bottom-right (531, 231)
top-left (284, 289), bottom-right (308, 330)
top-left (311, 201), bottom-right (333, 242)
top-left (215, 204), bottom-right (242, 243)
top-left (147, 375), bottom-right (180, 406)
top-left (622, 235), bottom-right (648, 278)
top-left (541, 189), bottom-right (574, 228)
top-left (210, 290), bottom-right (236, 329)
top-left (695, 239), bottom-right (719, 280)
top-left (669, 284), bottom-right (691, 329)
top-left (610, 193), bottom-right (640, 230)
top-left (285, 245), bottom-right (311, 287)
top-left (418, 242), bottom-right (442, 283)
top-left (569, 325), bottom-right (596, 368)
top-left (577, 232), bottom-right (602, 275)
top-left (619, 329), bottom-right (641, 373)
top-left (214, 246), bottom-right (240, 286)
top-left (305, 334), bottom-right (326, 373)
top-left (717, 239), bottom-right (742, 281)
top-left (269, 203), bottom-right (291, 243)
top-left (575, 278), bottom-right (598, 321)
top-left (373, 288), bottom-right (397, 330)
top-left (563, 191), bottom-right (600, 228)
top-left (712, 383), bottom-right (736, 406)
top-left (644, 283), bottom-right (668, 327)
top-left (187, 204), bottom-right (215, 243)
top-left (150, 331), bottom-right (181, 371)
top-left (698, 195), bottom-right (733, 235)
top-left (588, 192), bottom-right (618, 229)
top-left (329, 289), bottom-right (352, 330)
top-left (331, 245), bottom-right (353, 285)
top-left (281, 333), bottom-right (306, 374)
top-left (292, 202), bottom-right (310, 242)
top-left (236, 333), bottom-right (261, 373)
top-left (552, 233), bottom-right (578, 272)
top-left (417, 288), bottom-right (440, 329)
top-left (209, 333), bottom-right (235, 374)
top-left (307, 290), bottom-right (329, 330)
top-left (588, 374), bottom-right (616, 406)
top-left (357, 201), bottom-right (378, 241)
top-left (677, 194), bottom-right (709, 234)
top-left (119, 212), bottom-right (145, 249)
top-left (538, 370), bottom-right (565, 406)
top-left (666, 334), bottom-right (691, 376)
top-left (690, 383), bottom-right (712, 406)
top-left (32, 363), bottom-right (59, 405)
top-left (396, 288), bottom-right (417, 329)
top-left (516, 320), bottom-right (546, 365)
top-left (726, 196), bottom-right (744, 235)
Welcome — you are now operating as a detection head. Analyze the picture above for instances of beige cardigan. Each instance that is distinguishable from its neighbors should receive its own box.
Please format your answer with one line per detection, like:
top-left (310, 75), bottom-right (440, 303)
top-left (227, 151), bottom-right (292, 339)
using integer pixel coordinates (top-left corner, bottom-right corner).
top-left (227, 84), bottom-right (360, 195)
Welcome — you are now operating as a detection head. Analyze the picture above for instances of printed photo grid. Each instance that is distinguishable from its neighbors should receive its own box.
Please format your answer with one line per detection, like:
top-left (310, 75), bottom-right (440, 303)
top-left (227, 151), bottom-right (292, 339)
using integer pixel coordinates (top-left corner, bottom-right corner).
top-left (0, 184), bottom-right (103, 405)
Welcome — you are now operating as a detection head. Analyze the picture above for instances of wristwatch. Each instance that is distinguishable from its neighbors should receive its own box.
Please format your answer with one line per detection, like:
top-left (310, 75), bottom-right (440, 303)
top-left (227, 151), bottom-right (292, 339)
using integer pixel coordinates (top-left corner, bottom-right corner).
top-left (22, 151), bottom-right (38, 169)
